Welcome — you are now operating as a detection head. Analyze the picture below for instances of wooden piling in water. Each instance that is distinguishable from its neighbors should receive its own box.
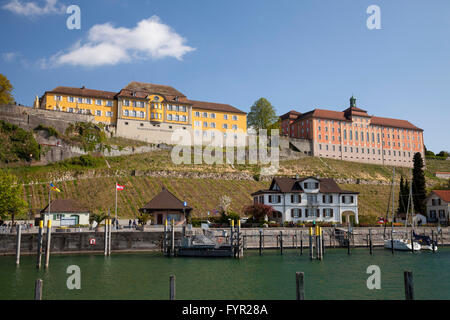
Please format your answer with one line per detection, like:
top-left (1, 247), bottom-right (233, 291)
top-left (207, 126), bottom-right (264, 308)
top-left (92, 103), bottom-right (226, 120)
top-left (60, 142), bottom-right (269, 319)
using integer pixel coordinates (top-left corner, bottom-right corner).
top-left (169, 275), bottom-right (176, 300)
top-left (44, 220), bottom-right (52, 269)
top-left (300, 231), bottom-right (303, 255)
top-left (309, 228), bottom-right (314, 260)
top-left (171, 219), bottom-right (175, 257)
top-left (163, 219), bottom-right (167, 255)
top-left (410, 230), bottom-right (414, 253)
top-left (15, 225), bottom-right (21, 266)
top-left (108, 219), bottom-right (112, 255)
top-left (259, 230), bottom-right (263, 256)
top-left (35, 279), bottom-right (43, 300)
top-left (280, 231), bottom-right (283, 255)
top-left (391, 229), bottom-right (394, 254)
top-left (295, 272), bottom-right (305, 300)
top-left (104, 219), bottom-right (108, 256)
top-left (432, 230), bottom-right (435, 253)
top-left (36, 220), bottom-right (43, 269)
top-left (404, 271), bottom-right (414, 300)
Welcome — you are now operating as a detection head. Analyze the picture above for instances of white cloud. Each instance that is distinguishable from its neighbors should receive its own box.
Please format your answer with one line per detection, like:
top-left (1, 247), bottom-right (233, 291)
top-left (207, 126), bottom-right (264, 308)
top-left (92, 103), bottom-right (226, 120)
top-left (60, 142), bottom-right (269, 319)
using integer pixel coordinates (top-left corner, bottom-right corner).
top-left (48, 15), bottom-right (195, 67)
top-left (3, 52), bottom-right (19, 62)
top-left (2, 0), bottom-right (65, 16)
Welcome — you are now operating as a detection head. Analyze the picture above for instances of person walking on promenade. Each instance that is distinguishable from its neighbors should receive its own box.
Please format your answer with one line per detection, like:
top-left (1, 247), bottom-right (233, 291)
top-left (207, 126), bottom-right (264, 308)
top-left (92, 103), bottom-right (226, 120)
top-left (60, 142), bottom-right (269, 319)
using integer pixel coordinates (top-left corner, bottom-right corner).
top-left (129, 219), bottom-right (132, 229)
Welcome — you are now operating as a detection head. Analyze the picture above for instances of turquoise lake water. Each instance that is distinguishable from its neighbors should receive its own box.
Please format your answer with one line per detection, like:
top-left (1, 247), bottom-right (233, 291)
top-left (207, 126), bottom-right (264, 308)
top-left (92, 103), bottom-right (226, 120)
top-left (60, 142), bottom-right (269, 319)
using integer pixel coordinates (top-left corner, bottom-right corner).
top-left (0, 248), bottom-right (449, 300)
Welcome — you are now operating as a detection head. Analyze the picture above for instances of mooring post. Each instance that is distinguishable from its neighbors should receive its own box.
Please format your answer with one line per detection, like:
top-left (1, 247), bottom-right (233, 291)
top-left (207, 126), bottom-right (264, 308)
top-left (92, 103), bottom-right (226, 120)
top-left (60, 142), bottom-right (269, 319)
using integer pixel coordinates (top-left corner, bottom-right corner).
top-left (163, 219), bottom-right (167, 255)
top-left (171, 219), bottom-right (175, 257)
top-left (404, 271), bottom-right (414, 300)
top-left (237, 220), bottom-right (241, 258)
top-left (295, 272), bottom-right (305, 300)
top-left (15, 224), bottom-right (22, 265)
top-left (280, 231), bottom-right (283, 255)
top-left (321, 228), bottom-right (325, 256)
top-left (108, 218), bottom-right (112, 256)
top-left (391, 229), bottom-right (394, 254)
top-left (309, 227), bottom-right (314, 260)
top-left (36, 220), bottom-right (43, 269)
top-left (432, 230), bottom-right (435, 253)
top-left (369, 229), bottom-right (373, 255)
top-left (410, 230), bottom-right (414, 253)
top-left (259, 229), bottom-right (263, 256)
top-left (104, 219), bottom-right (108, 256)
top-left (231, 219), bottom-right (234, 256)
top-left (300, 230), bottom-right (303, 255)
top-left (169, 275), bottom-right (176, 300)
top-left (44, 220), bottom-right (52, 269)
top-left (34, 279), bottom-right (43, 300)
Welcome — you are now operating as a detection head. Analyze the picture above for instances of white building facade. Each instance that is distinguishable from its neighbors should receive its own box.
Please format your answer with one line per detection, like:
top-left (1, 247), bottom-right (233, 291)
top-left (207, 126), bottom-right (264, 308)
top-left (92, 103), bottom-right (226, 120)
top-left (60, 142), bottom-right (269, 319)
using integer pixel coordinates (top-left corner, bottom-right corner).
top-left (425, 190), bottom-right (450, 225)
top-left (252, 176), bottom-right (359, 224)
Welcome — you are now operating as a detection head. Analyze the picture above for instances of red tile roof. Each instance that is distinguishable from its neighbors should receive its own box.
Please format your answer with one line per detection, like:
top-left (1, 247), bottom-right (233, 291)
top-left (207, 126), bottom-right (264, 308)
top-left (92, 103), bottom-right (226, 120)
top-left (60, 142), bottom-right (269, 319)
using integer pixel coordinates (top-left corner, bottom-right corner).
top-left (432, 190), bottom-right (450, 202)
top-left (41, 199), bottom-right (90, 214)
top-left (289, 108), bottom-right (422, 131)
top-left (188, 99), bottom-right (246, 114)
top-left (119, 82), bottom-right (191, 103)
top-left (47, 86), bottom-right (117, 99)
top-left (140, 187), bottom-right (192, 211)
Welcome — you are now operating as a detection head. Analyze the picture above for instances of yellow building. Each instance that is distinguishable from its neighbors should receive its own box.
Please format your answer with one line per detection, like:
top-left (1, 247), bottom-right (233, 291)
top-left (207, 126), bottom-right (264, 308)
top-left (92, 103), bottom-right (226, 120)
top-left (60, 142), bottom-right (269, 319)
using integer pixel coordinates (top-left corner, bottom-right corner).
top-left (39, 86), bottom-right (117, 125)
top-left (39, 82), bottom-right (247, 144)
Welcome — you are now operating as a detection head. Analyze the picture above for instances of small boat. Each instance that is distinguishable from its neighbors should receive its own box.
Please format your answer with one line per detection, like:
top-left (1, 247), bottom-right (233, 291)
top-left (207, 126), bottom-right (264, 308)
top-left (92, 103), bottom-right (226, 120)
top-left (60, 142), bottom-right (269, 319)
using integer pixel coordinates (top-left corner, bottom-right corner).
top-left (413, 231), bottom-right (438, 251)
top-left (384, 239), bottom-right (421, 251)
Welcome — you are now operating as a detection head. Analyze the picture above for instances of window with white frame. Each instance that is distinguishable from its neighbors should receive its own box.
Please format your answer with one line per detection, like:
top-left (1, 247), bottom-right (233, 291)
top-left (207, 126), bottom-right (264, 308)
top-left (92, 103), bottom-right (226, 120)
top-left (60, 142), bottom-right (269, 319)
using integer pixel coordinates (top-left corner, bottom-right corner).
top-left (68, 96), bottom-right (74, 102)
top-left (181, 115), bottom-right (186, 122)
top-left (106, 100), bottom-right (113, 107)
top-left (175, 115), bottom-right (179, 121)
top-left (95, 110), bottom-right (102, 116)
top-left (210, 113), bottom-right (216, 119)
top-left (203, 122), bottom-right (208, 127)
top-left (224, 114), bottom-right (228, 120)
top-left (55, 95), bottom-right (62, 101)
top-left (106, 111), bottom-right (113, 117)
top-left (203, 112), bottom-right (208, 118)
top-left (132, 110), bottom-right (137, 117)
top-left (124, 110), bottom-right (129, 117)
top-left (223, 124), bottom-right (228, 129)
top-left (210, 122), bottom-right (216, 128)
top-left (168, 114), bottom-right (173, 121)
top-left (195, 111), bottom-right (200, 117)
top-left (194, 121), bottom-right (200, 126)
top-left (232, 125), bottom-right (238, 130)
top-left (139, 111), bottom-right (145, 118)
top-left (232, 115), bottom-right (238, 121)
top-left (123, 100), bottom-right (130, 106)
top-left (95, 99), bottom-right (102, 105)
top-left (68, 108), bottom-right (74, 113)
top-left (77, 97), bottom-right (83, 103)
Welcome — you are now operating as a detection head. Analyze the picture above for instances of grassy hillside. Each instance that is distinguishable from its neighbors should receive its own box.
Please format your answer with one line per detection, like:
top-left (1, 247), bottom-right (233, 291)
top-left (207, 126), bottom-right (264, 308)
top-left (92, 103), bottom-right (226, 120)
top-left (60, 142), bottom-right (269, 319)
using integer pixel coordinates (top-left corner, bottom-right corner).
top-left (9, 149), bottom-right (448, 221)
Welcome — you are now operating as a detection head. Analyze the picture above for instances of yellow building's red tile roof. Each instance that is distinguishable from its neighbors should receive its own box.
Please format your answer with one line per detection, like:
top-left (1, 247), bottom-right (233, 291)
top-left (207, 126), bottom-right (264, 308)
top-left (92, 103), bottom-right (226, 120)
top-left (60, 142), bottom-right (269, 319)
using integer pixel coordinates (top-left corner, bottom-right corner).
top-left (47, 86), bottom-right (117, 99)
top-left (188, 99), bottom-right (246, 114)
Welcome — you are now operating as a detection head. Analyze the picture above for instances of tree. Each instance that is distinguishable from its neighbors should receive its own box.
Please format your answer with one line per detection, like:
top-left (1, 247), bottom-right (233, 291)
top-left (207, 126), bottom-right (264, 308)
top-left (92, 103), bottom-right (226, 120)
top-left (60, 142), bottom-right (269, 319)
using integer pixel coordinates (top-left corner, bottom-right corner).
top-left (0, 170), bottom-right (27, 226)
top-left (89, 212), bottom-right (108, 231)
top-left (437, 150), bottom-right (449, 158)
top-left (244, 203), bottom-right (274, 222)
top-left (137, 212), bottom-right (151, 226)
top-left (397, 176), bottom-right (408, 214)
top-left (0, 74), bottom-right (14, 105)
top-left (247, 98), bottom-right (278, 132)
top-left (412, 152), bottom-right (426, 214)
top-left (218, 195), bottom-right (232, 216)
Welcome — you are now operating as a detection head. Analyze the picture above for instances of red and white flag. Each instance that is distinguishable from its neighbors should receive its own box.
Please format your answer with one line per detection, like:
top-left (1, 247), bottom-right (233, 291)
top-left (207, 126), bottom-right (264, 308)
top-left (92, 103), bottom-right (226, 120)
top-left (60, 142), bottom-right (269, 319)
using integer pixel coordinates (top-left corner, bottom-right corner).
top-left (116, 183), bottom-right (125, 191)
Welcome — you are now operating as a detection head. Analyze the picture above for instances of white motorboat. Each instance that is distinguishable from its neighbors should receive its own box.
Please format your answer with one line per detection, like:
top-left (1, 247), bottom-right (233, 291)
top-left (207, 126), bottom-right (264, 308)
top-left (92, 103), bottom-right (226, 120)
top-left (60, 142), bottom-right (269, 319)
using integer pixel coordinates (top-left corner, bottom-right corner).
top-left (384, 239), bottom-right (421, 251)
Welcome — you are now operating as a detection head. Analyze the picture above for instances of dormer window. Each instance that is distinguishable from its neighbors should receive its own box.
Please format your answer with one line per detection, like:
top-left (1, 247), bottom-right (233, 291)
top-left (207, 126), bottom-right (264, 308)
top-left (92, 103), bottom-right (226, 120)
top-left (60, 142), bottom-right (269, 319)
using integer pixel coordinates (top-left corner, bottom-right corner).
top-left (272, 183), bottom-right (280, 191)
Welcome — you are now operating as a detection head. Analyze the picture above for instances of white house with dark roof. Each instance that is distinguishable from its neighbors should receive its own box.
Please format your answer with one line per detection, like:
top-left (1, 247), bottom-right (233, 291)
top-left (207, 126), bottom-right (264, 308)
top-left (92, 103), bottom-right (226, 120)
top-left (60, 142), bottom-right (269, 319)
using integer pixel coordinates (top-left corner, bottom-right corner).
top-left (425, 190), bottom-right (450, 225)
top-left (251, 176), bottom-right (359, 224)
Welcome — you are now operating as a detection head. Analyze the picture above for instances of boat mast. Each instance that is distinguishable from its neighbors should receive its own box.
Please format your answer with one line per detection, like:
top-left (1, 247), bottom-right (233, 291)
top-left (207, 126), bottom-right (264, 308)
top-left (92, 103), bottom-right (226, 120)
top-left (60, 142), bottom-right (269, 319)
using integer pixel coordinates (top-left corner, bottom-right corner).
top-left (410, 168), bottom-right (415, 228)
top-left (391, 167), bottom-right (395, 234)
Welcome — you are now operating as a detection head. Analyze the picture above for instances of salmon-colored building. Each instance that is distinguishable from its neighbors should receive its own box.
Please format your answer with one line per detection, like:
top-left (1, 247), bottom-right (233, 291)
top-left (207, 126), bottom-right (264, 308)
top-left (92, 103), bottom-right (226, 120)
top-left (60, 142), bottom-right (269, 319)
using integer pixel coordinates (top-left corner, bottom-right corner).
top-left (280, 97), bottom-right (424, 167)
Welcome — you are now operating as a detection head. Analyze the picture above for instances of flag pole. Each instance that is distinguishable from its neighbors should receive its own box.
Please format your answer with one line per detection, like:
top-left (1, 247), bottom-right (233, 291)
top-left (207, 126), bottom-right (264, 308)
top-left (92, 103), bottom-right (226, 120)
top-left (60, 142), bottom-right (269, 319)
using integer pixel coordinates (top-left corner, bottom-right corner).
top-left (115, 182), bottom-right (118, 229)
top-left (48, 184), bottom-right (51, 221)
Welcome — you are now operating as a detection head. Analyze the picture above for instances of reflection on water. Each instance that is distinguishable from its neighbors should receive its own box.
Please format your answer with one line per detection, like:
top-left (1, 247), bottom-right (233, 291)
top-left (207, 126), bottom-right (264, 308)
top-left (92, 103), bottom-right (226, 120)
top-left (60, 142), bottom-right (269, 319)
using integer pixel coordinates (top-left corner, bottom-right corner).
top-left (0, 248), bottom-right (449, 300)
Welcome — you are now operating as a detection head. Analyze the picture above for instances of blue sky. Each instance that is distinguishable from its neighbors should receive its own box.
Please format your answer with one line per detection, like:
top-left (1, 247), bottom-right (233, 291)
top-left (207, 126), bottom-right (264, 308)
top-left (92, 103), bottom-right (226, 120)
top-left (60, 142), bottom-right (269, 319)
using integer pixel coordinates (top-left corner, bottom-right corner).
top-left (1, 0), bottom-right (449, 152)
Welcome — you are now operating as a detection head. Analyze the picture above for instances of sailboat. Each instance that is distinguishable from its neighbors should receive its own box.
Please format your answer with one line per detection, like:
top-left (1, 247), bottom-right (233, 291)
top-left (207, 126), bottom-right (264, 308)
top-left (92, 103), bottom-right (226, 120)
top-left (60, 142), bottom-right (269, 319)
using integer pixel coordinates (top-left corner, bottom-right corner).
top-left (406, 168), bottom-right (438, 251)
top-left (384, 167), bottom-right (421, 251)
